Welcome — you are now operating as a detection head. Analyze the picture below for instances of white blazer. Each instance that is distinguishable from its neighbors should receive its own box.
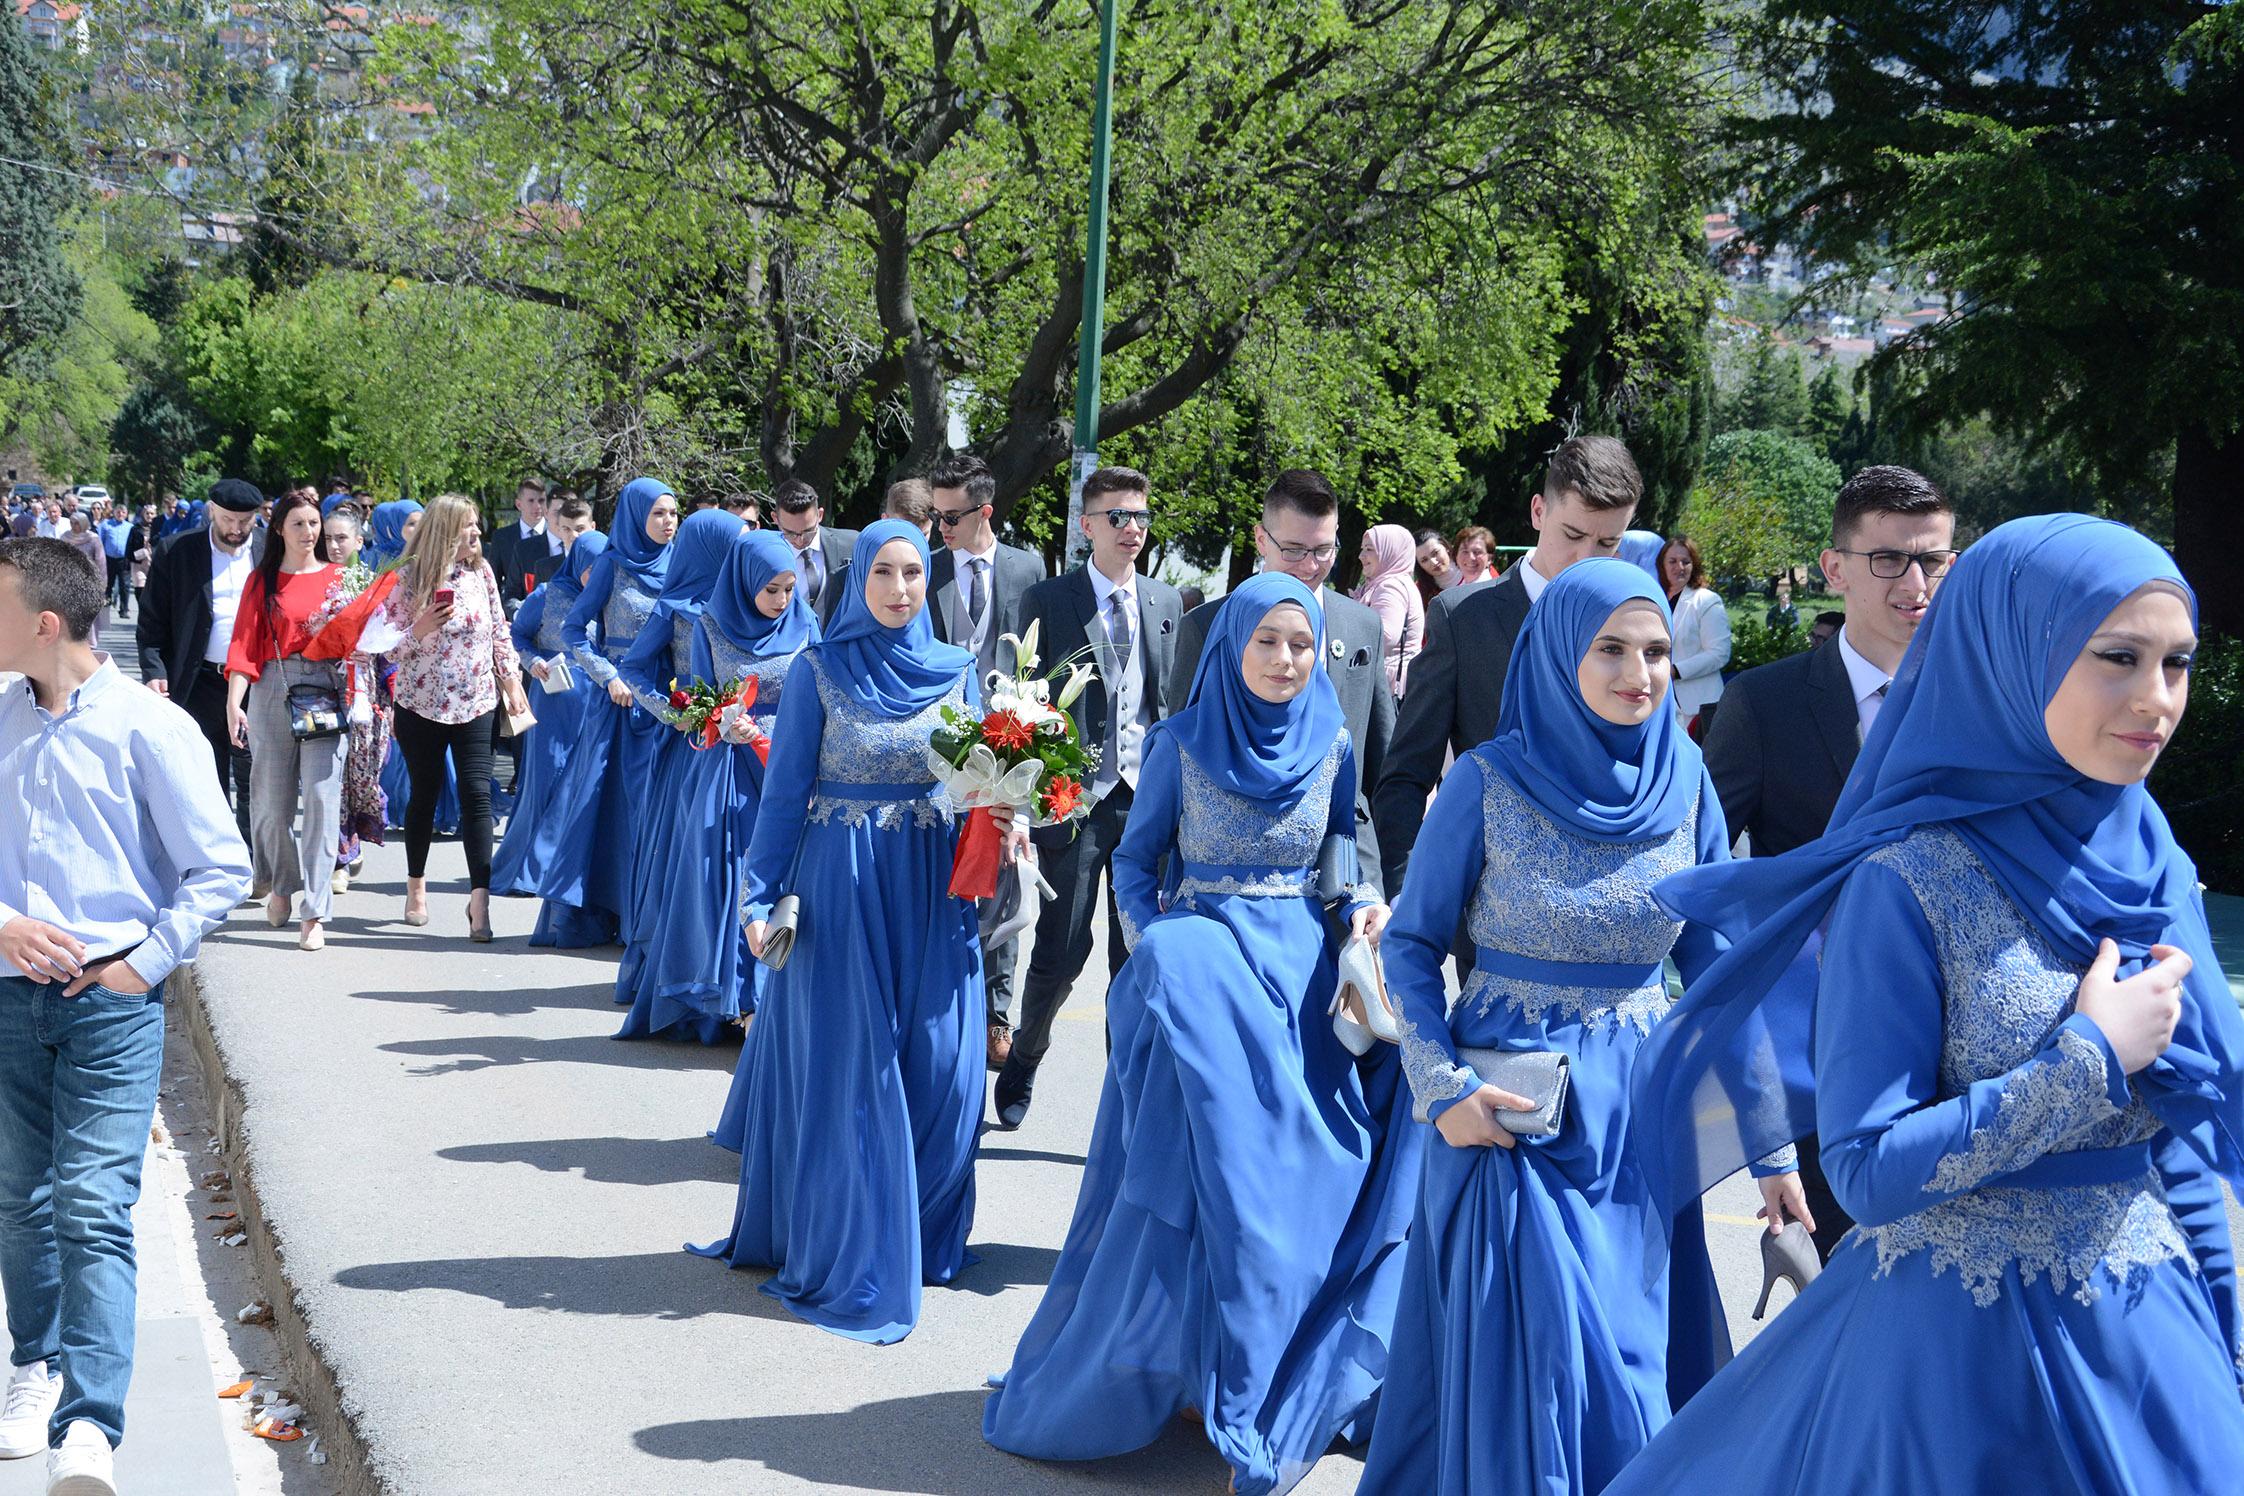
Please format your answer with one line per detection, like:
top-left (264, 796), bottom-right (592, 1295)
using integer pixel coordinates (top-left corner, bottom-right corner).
top-left (1669, 586), bottom-right (1732, 715)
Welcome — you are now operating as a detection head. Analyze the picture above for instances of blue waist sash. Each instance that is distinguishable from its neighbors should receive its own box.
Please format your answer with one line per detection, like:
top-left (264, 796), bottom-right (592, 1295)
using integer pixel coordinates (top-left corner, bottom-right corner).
top-left (1476, 945), bottom-right (1666, 991)
top-left (1988, 1141), bottom-right (2156, 1193)
top-left (814, 778), bottom-right (937, 800)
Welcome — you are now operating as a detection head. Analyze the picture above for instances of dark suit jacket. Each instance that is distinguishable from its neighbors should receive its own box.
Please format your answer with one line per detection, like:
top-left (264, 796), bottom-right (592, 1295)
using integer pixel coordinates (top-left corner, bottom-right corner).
top-left (1018, 565), bottom-right (1183, 824)
top-left (1703, 637), bottom-right (1860, 857)
top-left (927, 542), bottom-right (1047, 672)
top-left (805, 526), bottom-right (864, 626)
top-left (1168, 585), bottom-right (1395, 899)
top-left (1372, 566), bottom-right (1533, 893)
top-left (136, 527), bottom-right (264, 688)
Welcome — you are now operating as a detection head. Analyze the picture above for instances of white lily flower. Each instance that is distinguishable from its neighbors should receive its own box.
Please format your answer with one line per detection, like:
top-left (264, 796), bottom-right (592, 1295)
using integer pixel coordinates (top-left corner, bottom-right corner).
top-left (1057, 662), bottom-right (1095, 710)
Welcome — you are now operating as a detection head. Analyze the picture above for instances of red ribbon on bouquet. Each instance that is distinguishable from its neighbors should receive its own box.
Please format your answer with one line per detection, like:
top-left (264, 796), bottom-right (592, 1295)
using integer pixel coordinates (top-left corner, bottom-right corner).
top-left (948, 807), bottom-right (1005, 901)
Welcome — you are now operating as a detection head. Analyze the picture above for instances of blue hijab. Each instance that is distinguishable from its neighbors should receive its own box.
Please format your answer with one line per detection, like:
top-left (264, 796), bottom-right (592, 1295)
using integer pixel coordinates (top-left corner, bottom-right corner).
top-left (657, 510), bottom-right (747, 613)
top-left (1483, 558), bottom-right (1698, 842)
top-left (705, 530), bottom-right (817, 660)
top-left (549, 531), bottom-right (607, 608)
top-left (1635, 514), bottom-right (2244, 1214)
top-left (1165, 573), bottom-right (1344, 805)
top-left (320, 491), bottom-right (354, 519)
top-left (366, 500), bottom-right (422, 567)
top-left (1619, 529), bottom-right (1667, 581)
top-left (609, 477), bottom-right (678, 592)
top-left (817, 520), bottom-right (972, 716)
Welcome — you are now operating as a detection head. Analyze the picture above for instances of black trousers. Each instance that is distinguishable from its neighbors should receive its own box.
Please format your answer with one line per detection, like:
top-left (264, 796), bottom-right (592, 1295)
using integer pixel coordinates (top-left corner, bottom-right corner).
top-left (1009, 785), bottom-right (1134, 1072)
top-left (179, 664), bottom-right (252, 844)
top-left (105, 556), bottom-right (131, 614)
top-left (393, 706), bottom-right (497, 888)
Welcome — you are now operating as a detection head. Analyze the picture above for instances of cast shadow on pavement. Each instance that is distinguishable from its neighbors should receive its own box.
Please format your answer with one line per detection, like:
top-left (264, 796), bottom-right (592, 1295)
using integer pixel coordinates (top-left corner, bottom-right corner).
top-left (949, 1241), bottom-right (1062, 1296)
top-left (976, 1145), bottom-right (1089, 1168)
top-left (436, 1134), bottom-right (739, 1187)
top-left (376, 1032), bottom-right (744, 1076)
top-left (332, 980), bottom-right (618, 1019)
top-left (334, 1249), bottom-right (796, 1323)
top-left (633, 1387), bottom-right (1260, 1492)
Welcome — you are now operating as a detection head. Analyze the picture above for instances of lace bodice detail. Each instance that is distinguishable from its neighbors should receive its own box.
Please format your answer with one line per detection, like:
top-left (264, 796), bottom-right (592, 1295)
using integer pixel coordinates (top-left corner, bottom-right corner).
top-left (1454, 764), bottom-right (1696, 1032)
top-left (1858, 826), bottom-right (2185, 1307)
top-left (599, 575), bottom-right (661, 661)
top-left (531, 586), bottom-right (578, 654)
top-left (1171, 740), bottom-right (1341, 903)
top-left (801, 653), bottom-right (965, 829)
top-left (702, 632), bottom-right (793, 713)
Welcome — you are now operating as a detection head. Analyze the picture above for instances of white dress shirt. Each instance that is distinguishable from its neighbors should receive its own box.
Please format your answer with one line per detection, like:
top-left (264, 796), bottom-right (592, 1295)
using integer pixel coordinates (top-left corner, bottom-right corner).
top-left (1518, 554), bottom-right (1550, 603)
top-left (1834, 625), bottom-right (1895, 741)
top-left (205, 532), bottom-right (256, 666)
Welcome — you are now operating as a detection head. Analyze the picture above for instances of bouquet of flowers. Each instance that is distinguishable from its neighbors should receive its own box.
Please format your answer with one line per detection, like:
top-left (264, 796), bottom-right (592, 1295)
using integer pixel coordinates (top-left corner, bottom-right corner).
top-left (302, 556), bottom-right (402, 662)
top-left (926, 619), bottom-right (1100, 900)
top-left (668, 676), bottom-right (769, 761)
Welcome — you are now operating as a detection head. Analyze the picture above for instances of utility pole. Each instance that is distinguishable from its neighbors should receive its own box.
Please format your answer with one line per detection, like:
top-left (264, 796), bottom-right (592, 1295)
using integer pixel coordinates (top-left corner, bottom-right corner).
top-left (1062, 0), bottom-right (1120, 566)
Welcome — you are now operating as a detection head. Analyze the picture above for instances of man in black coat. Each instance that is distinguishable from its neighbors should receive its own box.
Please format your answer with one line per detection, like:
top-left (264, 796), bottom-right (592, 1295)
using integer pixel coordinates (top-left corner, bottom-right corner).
top-left (1372, 435), bottom-right (1644, 895)
top-left (923, 455), bottom-right (1051, 1068)
top-left (1705, 464), bottom-right (1957, 1260)
top-left (135, 479), bottom-right (265, 840)
top-left (994, 467), bottom-right (1182, 1131)
top-left (1167, 469), bottom-right (1393, 897)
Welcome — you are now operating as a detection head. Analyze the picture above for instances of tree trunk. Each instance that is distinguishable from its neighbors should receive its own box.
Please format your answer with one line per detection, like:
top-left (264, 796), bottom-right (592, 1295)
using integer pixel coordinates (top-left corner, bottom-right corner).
top-left (2173, 424), bottom-right (2243, 639)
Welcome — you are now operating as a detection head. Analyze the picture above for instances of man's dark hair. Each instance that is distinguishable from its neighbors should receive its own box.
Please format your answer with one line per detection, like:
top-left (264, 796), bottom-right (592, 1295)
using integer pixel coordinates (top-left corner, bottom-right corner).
top-left (928, 453), bottom-right (997, 508)
top-left (1830, 464), bottom-right (1951, 545)
top-left (883, 479), bottom-right (933, 526)
top-left (1262, 468), bottom-right (1338, 521)
top-left (721, 492), bottom-right (758, 516)
top-left (0, 538), bottom-right (105, 641)
top-left (772, 479), bottom-right (821, 515)
top-left (1542, 435), bottom-right (1642, 513)
top-left (690, 492), bottom-right (721, 511)
top-left (1080, 466), bottom-right (1150, 505)
top-left (517, 477), bottom-right (548, 498)
top-left (555, 496), bottom-right (593, 524)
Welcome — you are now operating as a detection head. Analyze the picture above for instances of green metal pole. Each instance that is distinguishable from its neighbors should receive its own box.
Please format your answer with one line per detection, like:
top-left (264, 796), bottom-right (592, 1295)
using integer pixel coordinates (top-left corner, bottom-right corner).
top-left (1064, 0), bottom-right (1120, 565)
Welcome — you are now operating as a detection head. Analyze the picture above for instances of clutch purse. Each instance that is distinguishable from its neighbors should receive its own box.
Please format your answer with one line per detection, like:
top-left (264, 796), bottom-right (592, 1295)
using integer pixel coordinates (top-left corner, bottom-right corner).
top-left (758, 894), bottom-right (801, 971)
top-left (539, 653), bottom-right (575, 693)
top-left (285, 681), bottom-right (344, 741)
top-left (1412, 1048), bottom-right (1571, 1134)
top-left (1328, 935), bottom-right (1402, 1056)
top-left (1313, 832), bottom-right (1355, 907)
top-left (499, 703), bottom-right (538, 738)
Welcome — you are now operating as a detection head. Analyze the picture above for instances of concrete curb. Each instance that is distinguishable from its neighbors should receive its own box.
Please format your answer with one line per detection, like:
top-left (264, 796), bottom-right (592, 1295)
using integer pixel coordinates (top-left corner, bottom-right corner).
top-left (175, 958), bottom-right (387, 1496)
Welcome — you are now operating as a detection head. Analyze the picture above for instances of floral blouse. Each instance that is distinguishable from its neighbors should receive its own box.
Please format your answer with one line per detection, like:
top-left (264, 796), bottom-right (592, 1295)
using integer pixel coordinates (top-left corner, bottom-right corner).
top-left (381, 560), bottom-right (520, 724)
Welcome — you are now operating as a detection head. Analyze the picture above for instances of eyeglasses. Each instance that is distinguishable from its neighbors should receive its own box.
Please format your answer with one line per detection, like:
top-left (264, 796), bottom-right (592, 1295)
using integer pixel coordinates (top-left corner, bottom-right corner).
top-left (1270, 541), bottom-right (1339, 563)
top-left (1831, 547), bottom-right (1959, 580)
top-left (1098, 509), bottom-right (1152, 530)
top-left (932, 508), bottom-right (980, 528)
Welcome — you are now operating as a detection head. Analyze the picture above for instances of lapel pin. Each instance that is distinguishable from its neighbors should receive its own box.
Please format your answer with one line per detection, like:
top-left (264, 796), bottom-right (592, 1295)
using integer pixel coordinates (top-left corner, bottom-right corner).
top-left (1329, 638), bottom-right (1346, 661)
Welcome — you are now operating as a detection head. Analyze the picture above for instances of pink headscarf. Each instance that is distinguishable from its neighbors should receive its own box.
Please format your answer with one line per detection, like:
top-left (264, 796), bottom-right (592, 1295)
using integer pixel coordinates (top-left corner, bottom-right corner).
top-left (1352, 523), bottom-right (1424, 693)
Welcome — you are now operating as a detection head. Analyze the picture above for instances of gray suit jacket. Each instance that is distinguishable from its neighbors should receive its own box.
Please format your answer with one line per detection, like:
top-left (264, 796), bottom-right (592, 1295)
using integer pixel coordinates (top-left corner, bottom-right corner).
top-left (1372, 565), bottom-right (1532, 894)
top-left (804, 526), bottom-right (861, 625)
top-left (927, 541), bottom-right (1047, 678)
top-left (1703, 636), bottom-right (1859, 858)
top-left (1019, 565), bottom-right (1183, 823)
top-left (1168, 585), bottom-right (1394, 900)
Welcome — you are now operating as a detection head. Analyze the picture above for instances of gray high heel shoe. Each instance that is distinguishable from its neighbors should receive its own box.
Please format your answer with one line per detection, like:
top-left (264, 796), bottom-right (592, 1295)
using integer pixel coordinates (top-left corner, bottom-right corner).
top-left (1753, 1220), bottom-right (1821, 1320)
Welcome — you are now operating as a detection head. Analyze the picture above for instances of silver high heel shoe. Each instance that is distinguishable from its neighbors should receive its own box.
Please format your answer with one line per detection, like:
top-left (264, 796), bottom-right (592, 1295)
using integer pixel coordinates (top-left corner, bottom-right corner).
top-left (1753, 1221), bottom-right (1821, 1319)
top-left (1329, 937), bottom-right (1403, 1055)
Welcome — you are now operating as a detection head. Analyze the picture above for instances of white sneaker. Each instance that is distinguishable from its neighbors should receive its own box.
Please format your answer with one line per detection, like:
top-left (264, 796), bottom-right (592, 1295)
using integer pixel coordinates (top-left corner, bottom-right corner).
top-left (0, 1361), bottom-right (61, 1458)
top-left (45, 1420), bottom-right (114, 1496)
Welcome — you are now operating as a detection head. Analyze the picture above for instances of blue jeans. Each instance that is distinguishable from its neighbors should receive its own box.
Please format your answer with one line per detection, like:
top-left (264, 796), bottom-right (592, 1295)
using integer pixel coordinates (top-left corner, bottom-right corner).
top-left (0, 973), bottom-right (165, 1450)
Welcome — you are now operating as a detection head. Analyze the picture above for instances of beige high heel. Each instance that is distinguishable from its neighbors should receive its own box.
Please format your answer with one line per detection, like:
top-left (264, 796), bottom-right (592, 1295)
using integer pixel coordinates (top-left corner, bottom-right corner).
top-left (264, 893), bottom-right (288, 928)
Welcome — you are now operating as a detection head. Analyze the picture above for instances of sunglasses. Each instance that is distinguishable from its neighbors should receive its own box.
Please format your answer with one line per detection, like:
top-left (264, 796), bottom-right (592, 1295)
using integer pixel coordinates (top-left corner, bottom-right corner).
top-left (1096, 509), bottom-right (1153, 530)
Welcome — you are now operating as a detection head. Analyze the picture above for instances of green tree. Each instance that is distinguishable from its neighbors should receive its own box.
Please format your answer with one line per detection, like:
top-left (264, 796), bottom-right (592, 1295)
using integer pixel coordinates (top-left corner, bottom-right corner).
top-left (0, 11), bottom-right (83, 380)
top-left (1677, 476), bottom-right (1792, 583)
top-left (1723, 338), bottom-right (1809, 435)
top-left (1802, 362), bottom-right (1853, 461)
top-left (1735, 1), bottom-right (2244, 631)
top-left (1700, 428), bottom-right (1840, 565)
top-left (110, 384), bottom-right (205, 504)
top-left (0, 226), bottom-right (159, 482)
top-left (243, 68), bottom-right (347, 297)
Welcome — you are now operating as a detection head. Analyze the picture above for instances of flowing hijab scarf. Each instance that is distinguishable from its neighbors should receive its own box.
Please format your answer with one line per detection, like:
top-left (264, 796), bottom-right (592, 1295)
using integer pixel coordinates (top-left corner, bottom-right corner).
top-left (1352, 523), bottom-right (1424, 637)
top-left (816, 520), bottom-right (973, 716)
top-left (609, 477), bottom-right (678, 593)
top-left (1482, 558), bottom-right (1699, 843)
top-left (657, 510), bottom-right (747, 614)
top-left (320, 491), bottom-right (354, 520)
top-left (1634, 514), bottom-right (2244, 1215)
top-left (704, 530), bottom-right (817, 663)
top-left (1163, 573), bottom-right (1345, 807)
top-left (365, 500), bottom-right (421, 568)
top-left (1619, 529), bottom-right (1667, 581)
top-left (558, 530), bottom-right (608, 596)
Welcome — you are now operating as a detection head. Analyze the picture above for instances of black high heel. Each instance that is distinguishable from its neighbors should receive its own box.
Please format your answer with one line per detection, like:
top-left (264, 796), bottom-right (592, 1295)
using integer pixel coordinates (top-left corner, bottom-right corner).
top-left (1753, 1221), bottom-right (1820, 1320)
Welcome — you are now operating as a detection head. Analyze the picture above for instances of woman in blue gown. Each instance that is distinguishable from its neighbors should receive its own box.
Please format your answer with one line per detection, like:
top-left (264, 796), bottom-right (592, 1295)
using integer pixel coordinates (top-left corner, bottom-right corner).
top-left (610, 509), bottom-right (749, 1033)
top-left (534, 477), bottom-right (679, 947)
top-left (491, 528), bottom-right (606, 896)
top-left (688, 521), bottom-right (986, 1344)
top-left (984, 574), bottom-right (1423, 1496)
top-left (1356, 560), bottom-right (1752, 1496)
top-left (1613, 515), bottom-right (2244, 1496)
top-left (622, 532), bottom-right (814, 1048)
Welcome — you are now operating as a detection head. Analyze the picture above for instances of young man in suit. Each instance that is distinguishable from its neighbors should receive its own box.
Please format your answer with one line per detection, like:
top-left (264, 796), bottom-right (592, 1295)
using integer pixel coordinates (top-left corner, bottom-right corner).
top-left (1704, 464), bottom-right (1956, 1261)
top-left (995, 467), bottom-right (1182, 1130)
top-left (494, 477), bottom-right (560, 613)
top-left (1372, 434), bottom-right (1643, 894)
top-left (773, 478), bottom-right (858, 619)
top-left (1167, 468), bottom-right (1394, 898)
top-left (922, 454), bottom-right (1052, 1069)
top-left (817, 479), bottom-right (938, 626)
top-left (135, 478), bottom-right (266, 843)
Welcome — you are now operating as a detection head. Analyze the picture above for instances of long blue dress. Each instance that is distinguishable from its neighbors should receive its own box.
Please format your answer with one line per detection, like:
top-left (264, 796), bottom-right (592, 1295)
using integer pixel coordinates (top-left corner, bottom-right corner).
top-left (1357, 750), bottom-right (1733, 1496)
top-left (490, 586), bottom-right (586, 895)
top-left (983, 724), bottom-right (1424, 1495)
top-left (1605, 825), bottom-right (2244, 1495)
top-left (533, 556), bottom-right (662, 945)
top-left (687, 646), bottom-right (983, 1341)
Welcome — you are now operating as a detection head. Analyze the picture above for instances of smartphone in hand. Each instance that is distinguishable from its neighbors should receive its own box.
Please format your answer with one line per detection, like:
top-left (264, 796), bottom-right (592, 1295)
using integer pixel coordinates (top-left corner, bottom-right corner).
top-left (432, 587), bottom-right (455, 609)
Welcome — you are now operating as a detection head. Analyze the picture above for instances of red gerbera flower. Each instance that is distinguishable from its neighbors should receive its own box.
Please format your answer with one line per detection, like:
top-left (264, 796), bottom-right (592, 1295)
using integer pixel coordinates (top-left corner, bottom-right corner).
top-left (981, 710), bottom-right (1035, 753)
top-left (1041, 775), bottom-right (1083, 820)
top-left (668, 689), bottom-right (691, 710)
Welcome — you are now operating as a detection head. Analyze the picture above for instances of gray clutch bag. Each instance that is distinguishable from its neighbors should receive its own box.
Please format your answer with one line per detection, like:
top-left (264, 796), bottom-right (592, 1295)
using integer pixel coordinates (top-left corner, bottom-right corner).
top-left (1313, 832), bottom-right (1354, 907)
top-left (758, 894), bottom-right (801, 971)
top-left (1412, 1048), bottom-right (1571, 1133)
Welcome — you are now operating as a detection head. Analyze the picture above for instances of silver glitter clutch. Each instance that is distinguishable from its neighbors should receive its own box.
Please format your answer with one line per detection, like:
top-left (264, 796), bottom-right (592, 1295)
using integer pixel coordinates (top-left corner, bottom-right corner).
top-left (1412, 1048), bottom-right (1570, 1134)
top-left (758, 895), bottom-right (801, 971)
